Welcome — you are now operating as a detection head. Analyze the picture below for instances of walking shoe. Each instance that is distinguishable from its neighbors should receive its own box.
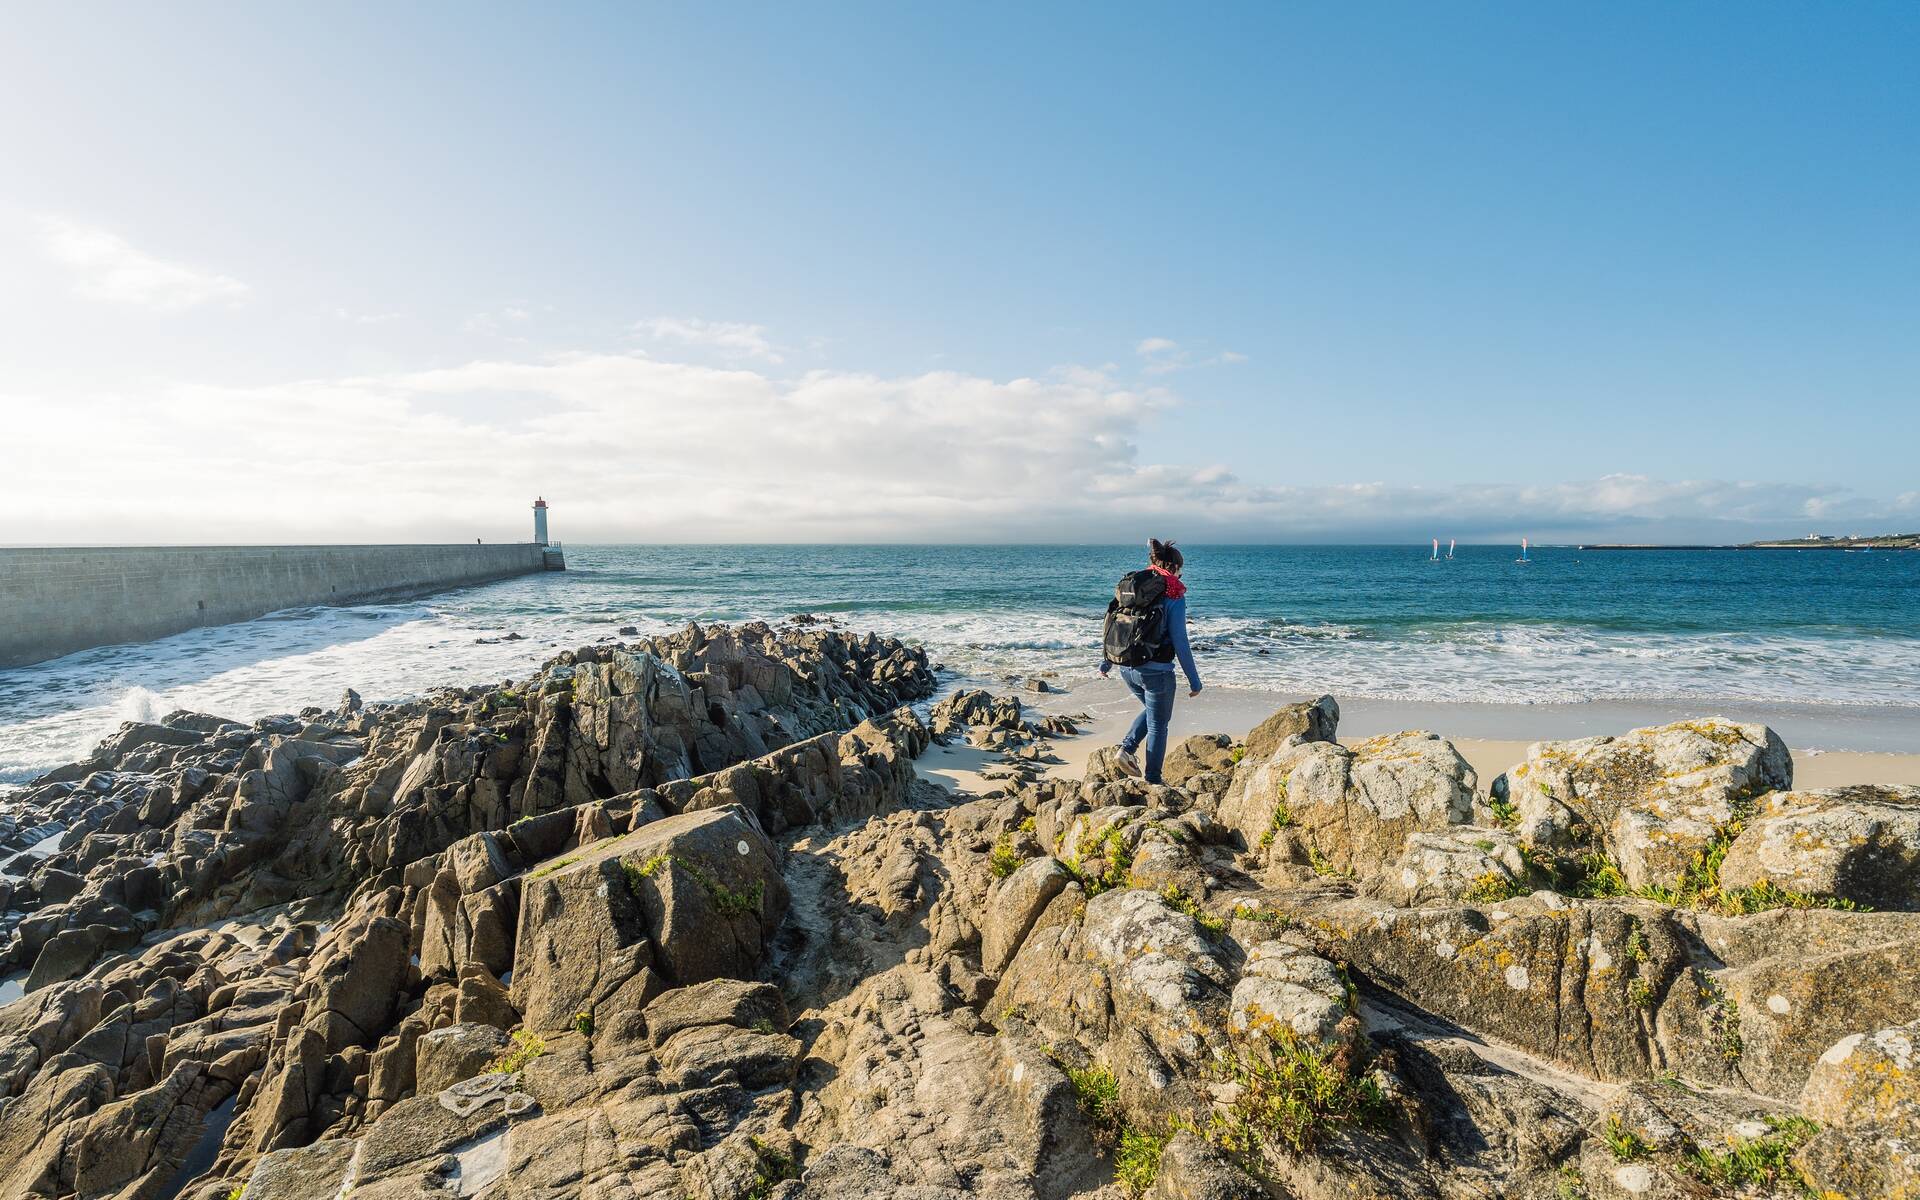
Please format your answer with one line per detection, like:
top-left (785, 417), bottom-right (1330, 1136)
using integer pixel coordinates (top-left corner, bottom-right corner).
top-left (1113, 747), bottom-right (1142, 778)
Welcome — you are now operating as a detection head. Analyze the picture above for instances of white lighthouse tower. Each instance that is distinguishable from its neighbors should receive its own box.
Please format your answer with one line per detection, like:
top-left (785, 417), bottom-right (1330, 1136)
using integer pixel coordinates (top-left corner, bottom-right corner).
top-left (532, 497), bottom-right (550, 546)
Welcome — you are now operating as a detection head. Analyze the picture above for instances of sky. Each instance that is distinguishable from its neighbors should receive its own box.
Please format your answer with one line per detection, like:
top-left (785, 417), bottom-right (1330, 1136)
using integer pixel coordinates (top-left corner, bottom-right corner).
top-left (0, 3), bottom-right (1914, 545)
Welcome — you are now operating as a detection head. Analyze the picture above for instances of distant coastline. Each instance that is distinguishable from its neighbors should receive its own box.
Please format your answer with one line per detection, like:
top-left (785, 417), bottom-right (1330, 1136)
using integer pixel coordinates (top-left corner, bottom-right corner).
top-left (1581, 533), bottom-right (1919, 550)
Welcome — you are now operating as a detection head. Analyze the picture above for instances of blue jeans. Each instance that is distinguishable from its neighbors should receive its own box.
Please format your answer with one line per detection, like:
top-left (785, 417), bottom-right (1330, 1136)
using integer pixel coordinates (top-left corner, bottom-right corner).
top-left (1118, 666), bottom-right (1178, 783)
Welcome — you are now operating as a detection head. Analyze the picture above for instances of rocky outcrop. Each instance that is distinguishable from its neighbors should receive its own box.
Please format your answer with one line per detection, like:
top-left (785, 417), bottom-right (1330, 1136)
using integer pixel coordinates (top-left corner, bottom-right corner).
top-left (0, 623), bottom-right (934, 1200)
top-left (1221, 727), bottom-right (1478, 878)
top-left (1492, 718), bottom-right (1792, 893)
top-left (8, 655), bottom-right (1918, 1200)
top-left (1719, 784), bottom-right (1920, 909)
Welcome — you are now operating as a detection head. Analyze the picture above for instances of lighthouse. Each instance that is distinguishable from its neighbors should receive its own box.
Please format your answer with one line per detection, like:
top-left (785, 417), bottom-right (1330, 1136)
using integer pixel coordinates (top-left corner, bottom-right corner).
top-left (533, 497), bottom-right (549, 546)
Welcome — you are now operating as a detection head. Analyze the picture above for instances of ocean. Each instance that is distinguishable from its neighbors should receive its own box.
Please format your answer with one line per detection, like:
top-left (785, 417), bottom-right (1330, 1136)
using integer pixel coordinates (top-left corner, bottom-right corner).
top-left (2, 543), bottom-right (1917, 784)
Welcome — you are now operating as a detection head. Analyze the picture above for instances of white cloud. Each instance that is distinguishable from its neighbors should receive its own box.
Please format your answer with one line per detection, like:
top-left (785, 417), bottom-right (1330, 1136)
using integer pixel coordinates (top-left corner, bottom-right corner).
top-left (0, 347), bottom-right (1898, 545)
top-left (463, 306), bottom-right (535, 333)
top-left (1134, 336), bottom-right (1245, 374)
top-left (639, 316), bottom-right (783, 363)
top-left (36, 217), bottom-right (248, 312)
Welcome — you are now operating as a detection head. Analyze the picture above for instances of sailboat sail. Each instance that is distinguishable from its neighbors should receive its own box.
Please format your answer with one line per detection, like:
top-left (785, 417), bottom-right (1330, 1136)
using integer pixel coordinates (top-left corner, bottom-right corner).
top-left (1447, 539), bottom-right (1455, 559)
top-left (1432, 538), bottom-right (1439, 561)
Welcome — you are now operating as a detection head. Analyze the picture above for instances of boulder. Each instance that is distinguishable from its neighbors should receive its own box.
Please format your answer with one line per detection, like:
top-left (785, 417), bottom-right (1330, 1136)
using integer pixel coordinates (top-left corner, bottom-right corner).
top-left (413, 1022), bottom-right (513, 1095)
top-left (1800, 1018), bottom-right (1920, 1128)
top-left (644, 979), bottom-right (790, 1047)
top-left (998, 888), bottom-right (1237, 1121)
top-left (243, 1138), bottom-right (359, 1200)
top-left (1162, 734), bottom-right (1235, 789)
top-left (930, 689), bottom-right (1023, 736)
top-left (1148, 1130), bottom-right (1267, 1200)
top-left (1372, 827), bottom-right (1530, 907)
top-left (304, 911), bottom-right (412, 1051)
top-left (619, 806), bottom-right (789, 986)
top-left (1222, 731), bottom-right (1476, 876)
top-left (981, 857), bottom-right (1073, 975)
top-left (512, 805), bottom-right (786, 1033)
top-left (1300, 896), bottom-right (1735, 1086)
top-left (1229, 936), bottom-right (1353, 1044)
top-left (1493, 719), bottom-right (1791, 893)
top-left (656, 1023), bottom-right (801, 1089)
top-left (1720, 785), bottom-right (1920, 909)
top-left (1240, 694), bottom-right (1339, 762)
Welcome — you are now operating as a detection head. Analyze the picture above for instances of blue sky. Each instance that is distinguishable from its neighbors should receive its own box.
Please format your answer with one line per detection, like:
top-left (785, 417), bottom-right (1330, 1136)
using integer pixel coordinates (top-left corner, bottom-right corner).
top-left (0, 3), bottom-right (1914, 543)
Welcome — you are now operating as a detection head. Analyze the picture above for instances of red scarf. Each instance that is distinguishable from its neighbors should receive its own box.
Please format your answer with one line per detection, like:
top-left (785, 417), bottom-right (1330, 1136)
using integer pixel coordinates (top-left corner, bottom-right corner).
top-left (1151, 564), bottom-right (1187, 600)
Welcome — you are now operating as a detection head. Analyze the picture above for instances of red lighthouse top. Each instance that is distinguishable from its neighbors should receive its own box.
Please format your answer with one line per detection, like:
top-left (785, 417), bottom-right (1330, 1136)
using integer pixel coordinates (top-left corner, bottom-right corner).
top-left (533, 497), bottom-right (548, 509)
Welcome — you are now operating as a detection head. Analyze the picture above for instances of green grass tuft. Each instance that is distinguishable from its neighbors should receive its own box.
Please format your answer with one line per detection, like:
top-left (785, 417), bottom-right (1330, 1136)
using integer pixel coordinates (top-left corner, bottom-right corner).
top-left (1115, 1128), bottom-right (1168, 1197)
top-left (1206, 1026), bottom-right (1388, 1155)
top-left (1462, 871), bottom-right (1527, 903)
top-left (743, 1135), bottom-right (800, 1200)
top-left (1159, 884), bottom-right (1226, 936)
top-left (624, 852), bottom-right (764, 917)
top-left (1305, 845), bottom-right (1353, 880)
top-left (1065, 1063), bottom-right (1124, 1142)
top-left (1682, 1115), bottom-right (1818, 1192)
top-left (989, 835), bottom-right (1021, 880)
top-left (1601, 1115), bottom-right (1652, 1162)
top-left (486, 1029), bottom-right (548, 1075)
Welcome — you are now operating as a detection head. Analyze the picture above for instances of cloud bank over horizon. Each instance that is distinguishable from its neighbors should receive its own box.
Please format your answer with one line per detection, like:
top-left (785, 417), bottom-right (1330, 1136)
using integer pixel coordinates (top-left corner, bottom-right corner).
top-left (2, 334), bottom-right (1908, 547)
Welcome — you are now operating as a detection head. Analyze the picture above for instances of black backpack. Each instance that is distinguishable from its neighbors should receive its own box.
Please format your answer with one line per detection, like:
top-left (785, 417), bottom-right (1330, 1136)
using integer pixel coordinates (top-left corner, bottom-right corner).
top-left (1102, 569), bottom-right (1175, 667)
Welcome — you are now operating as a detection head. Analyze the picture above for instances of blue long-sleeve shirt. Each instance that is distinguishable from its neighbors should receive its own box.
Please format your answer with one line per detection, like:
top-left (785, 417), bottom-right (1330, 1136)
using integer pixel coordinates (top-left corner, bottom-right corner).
top-left (1101, 595), bottom-right (1201, 690)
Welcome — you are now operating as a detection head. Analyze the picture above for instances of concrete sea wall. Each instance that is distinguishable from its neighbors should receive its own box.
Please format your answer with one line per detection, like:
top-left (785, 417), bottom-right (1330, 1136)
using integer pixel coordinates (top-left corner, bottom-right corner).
top-left (0, 544), bottom-right (551, 669)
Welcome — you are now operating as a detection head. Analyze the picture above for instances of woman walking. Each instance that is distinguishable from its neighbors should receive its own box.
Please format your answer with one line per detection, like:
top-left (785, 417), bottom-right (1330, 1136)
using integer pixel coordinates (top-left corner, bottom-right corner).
top-left (1099, 538), bottom-right (1202, 783)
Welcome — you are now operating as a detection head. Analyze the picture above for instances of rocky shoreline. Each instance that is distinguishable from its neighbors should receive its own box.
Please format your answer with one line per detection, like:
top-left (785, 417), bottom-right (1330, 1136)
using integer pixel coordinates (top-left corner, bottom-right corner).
top-left (0, 623), bottom-right (1914, 1199)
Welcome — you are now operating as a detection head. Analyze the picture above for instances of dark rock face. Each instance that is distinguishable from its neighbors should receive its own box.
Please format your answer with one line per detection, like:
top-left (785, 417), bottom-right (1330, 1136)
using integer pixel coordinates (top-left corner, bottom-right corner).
top-left (6, 659), bottom-right (1914, 1200)
top-left (0, 622), bottom-right (933, 1200)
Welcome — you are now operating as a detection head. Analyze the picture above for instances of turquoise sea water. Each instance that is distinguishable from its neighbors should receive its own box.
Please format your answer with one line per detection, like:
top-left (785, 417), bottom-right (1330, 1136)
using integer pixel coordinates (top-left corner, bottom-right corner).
top-left (2, 543), bottom-right (1916, 782)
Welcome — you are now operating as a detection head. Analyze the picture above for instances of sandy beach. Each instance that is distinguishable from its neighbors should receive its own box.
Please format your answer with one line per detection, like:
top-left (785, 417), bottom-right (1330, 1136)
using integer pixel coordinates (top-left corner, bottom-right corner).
top-left (918, 675), bottom-right (1920, 794)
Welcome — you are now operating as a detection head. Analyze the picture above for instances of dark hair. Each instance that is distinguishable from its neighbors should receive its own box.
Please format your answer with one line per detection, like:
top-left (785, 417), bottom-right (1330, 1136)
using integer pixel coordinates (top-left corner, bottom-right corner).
top-left (1148, 538), bottom-right (1184, 571)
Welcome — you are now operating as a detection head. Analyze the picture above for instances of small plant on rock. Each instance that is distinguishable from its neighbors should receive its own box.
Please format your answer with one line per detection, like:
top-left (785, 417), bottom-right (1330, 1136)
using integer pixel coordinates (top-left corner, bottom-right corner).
top-left (1064, 1063), bottom-right (1124, 1143)
top-left (1067, 825), bottom-right (1135, 897)
top-left (743, 1135), bottom-right (800, 1200)
top-left (1232, 903), bottom-right (1291, 931)
top-left (574, 1010), bottom-right (594, 1037)
top-left (1206, 1025), bottom-right (1388, 1155)
top-left (1625, 978), bottom-right (1655, 1008)
top-left (1114, 1127), bottom-right (1169, 1197)
top-left (1623, 923), bottom-right (1649, 963)
top-left (1488, 795), bottom-right (1519, 826)
top-left (1462, 871), bottom-right (1526, 903)
top-left (487, 1029), bottom-right (548, 1075)
top-left (989, 835), bottom-right (1021, 880)
top-left (1160, 884), bottom-right (1226, 936)
top-left (1257, 796), bottom-right (1295, 850)
top-left (1553, 1164), bottom-right (1589, 1200)
top-left (1567, 853), bottom-right (1627, 898)
top-left (1601, 1115), bottom-right (1652, 1162)
top-left (1681, 1115), bottom-right (1818, 1191)
top-left (1305, 845), bottom-right (1353, 880)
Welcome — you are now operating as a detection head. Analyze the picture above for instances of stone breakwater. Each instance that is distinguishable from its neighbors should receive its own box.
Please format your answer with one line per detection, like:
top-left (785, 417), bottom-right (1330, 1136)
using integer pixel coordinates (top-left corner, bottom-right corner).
top-left (0, 542), bottom-right (555, 670)
top-left (0, 625), bottom-right (1916, 1200)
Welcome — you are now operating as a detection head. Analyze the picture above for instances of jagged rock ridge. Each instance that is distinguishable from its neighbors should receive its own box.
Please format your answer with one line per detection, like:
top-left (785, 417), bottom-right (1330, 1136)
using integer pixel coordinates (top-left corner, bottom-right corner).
top-left (1, 637), bottom-right (1916, 1200)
